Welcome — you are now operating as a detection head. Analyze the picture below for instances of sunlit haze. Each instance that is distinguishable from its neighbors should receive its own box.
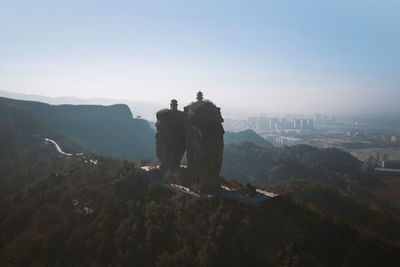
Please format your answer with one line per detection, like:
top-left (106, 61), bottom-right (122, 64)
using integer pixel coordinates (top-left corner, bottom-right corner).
top-left (1, 0), bottom-right (399, 116)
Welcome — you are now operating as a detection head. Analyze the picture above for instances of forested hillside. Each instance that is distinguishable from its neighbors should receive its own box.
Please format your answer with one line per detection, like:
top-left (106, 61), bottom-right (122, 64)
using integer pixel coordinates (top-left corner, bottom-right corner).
top-left (260, 179), bottom-right (400, 244)
top-left (0, 102), bottom-right (84, 159)
top-left (222, 142), bottom-right (365, 186)
top-left (0, 103), bottom-right (42, 158)
top-left (0, 97), bottom-right (156, 161)
top-left (224, 129), bottom-right (272, 147)
top-left (1, 143), bottom-right (400, 266)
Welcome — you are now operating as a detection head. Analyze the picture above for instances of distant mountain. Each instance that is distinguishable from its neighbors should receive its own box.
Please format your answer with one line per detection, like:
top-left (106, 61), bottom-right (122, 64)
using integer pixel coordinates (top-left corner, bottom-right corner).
top-left (0, 97), bottom-right (156, 161)
top-left (0, 90), bottom-right (165, 121)
top-left (0, 90), bottom-right (279, 122)
top-left (224, 129), bottom-right (272, 146)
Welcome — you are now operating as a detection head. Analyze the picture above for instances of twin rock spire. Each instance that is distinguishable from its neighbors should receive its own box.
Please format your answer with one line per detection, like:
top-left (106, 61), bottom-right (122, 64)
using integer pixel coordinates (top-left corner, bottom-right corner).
top-left (155, 91), bottom-right (224, 193)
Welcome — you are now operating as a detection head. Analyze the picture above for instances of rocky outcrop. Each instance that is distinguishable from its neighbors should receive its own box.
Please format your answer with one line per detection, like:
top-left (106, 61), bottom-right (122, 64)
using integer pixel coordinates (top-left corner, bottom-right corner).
top-left (155, 100), bottom-right (186, 180)
top-left (184, 99), bottom-right (224, 193)
top-left (155, 93), bottom-right (225, 193)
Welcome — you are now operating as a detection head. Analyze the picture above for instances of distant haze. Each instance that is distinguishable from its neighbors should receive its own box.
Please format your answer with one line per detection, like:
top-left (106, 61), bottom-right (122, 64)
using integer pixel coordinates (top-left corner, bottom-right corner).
top-left (0, 90), bottom-right (263, 121)
top-left (1, 1), bottom-right (399, 115)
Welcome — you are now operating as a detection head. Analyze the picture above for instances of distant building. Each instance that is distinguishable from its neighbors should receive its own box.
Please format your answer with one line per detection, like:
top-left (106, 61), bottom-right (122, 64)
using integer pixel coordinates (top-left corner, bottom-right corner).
top-left (391, 136), bottom-right (397, 143)
top-left (248, 117), bottom-right (258, 130)
top-left (258, 117), bottom-right (269, 131)
top-left (227, 116), bottom-right (313, 132)
top-left (269, 118), bottom-right (279, 129)
top-left (314, 113), bottom-right (322, 124)
top-left (300, 119), bottom-right (306, 129)
top-left (306, 119), bottom-right (314, 129)
top-left (292, 119), bottom-right (301, 129)
top-left (264, 134), bottom-right (304, 145)
top-left (170, 99), bottom-right (178, 110)
top-left (382, 160), bottom-right (400, 170)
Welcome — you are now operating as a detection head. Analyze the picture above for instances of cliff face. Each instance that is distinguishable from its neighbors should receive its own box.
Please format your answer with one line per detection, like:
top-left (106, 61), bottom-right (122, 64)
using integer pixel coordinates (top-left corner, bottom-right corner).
top-left (155, 109), bottom-right (186, 180)
top-left (184, 100), bottom-right (224, 193)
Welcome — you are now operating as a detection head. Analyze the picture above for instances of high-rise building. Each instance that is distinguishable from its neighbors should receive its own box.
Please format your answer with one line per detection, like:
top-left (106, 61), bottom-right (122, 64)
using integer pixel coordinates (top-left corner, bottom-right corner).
top-left (248, 117), bottom-right (258, 130)
top-left (258, 117), bottom-right (269, 131)
top-left (292, 119), bottom-right (301, 129)
top-left (269, 118), bottom-right (279, 129)
top-left (307, 119), bottom-right (314, 129)
top-left (314, 113), bottom-right (322, 124)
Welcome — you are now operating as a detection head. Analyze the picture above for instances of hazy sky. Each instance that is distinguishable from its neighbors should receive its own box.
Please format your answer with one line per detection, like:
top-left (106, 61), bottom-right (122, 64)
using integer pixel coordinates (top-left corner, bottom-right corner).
top-left (1, 0), bottom-right (399, 115)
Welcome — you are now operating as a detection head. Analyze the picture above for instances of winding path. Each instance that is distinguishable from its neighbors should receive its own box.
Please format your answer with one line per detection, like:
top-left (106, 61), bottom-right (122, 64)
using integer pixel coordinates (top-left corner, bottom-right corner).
top-left (44, 138), bottom-right (74, 156)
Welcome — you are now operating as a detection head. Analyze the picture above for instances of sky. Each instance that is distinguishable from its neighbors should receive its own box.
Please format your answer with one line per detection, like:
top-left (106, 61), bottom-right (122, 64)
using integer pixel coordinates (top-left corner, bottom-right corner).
top-left (0, 0), bottom-right (399, 116)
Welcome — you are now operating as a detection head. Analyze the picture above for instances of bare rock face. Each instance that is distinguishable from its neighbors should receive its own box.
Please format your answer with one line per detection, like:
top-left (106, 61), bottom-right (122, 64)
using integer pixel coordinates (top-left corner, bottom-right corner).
top-left (155, 100), bottom-right (185, 180)
top-left (184, 99), bottom-right (224, 193)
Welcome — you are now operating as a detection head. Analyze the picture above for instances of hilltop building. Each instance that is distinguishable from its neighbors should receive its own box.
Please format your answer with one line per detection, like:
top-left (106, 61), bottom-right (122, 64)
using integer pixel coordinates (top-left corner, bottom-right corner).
top-left (170, 99), bottom-right (178, 110)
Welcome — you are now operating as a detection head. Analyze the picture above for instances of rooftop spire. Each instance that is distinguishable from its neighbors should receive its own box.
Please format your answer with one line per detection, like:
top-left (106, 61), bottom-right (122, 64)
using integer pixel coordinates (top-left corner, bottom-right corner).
top-left (170, 99), bottom-right (178, 111)
top-left (196, 91), bottom-right (203, 102)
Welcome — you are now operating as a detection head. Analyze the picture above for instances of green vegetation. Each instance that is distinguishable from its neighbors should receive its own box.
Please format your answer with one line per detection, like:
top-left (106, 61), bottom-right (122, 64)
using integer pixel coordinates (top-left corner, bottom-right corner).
top-left (0, 102), bottom-right (42, 158)
top-left (0, 97), bottom-right (156, 161)
top-left (222, 142), bottom-right (366, 187)
top-left (224, 129), bottom-right (273, 147)
top-left (1, 144), bottom-right (400, 266)
top-left (261, 180), bottom-right (400, 244)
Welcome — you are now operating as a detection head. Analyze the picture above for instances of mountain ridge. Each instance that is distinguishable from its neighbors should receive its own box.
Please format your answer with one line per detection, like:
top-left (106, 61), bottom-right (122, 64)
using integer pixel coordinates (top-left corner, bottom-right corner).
top-left (0, 97), bottom-right (156, 161)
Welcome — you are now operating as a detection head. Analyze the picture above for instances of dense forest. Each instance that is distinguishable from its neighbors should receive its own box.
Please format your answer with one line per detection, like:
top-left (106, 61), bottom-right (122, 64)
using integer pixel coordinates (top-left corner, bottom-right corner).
top-left (1, 143), bottom-right (400, 266)
top-left (222, 142), bottom-right (366, 186)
